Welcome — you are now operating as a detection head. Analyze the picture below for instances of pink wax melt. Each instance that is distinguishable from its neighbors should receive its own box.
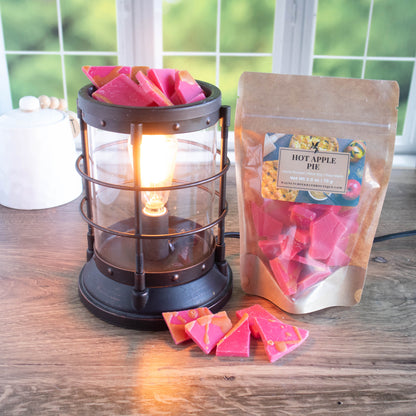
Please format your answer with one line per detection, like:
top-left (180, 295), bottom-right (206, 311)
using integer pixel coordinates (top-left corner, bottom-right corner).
top-left (162, 307), bottom-right (212, 345)
top-left (308, 211), bottom-right (348, 260)
top-left (251, 202), bottom-right (283, 238)
top-left (170, 70), bottom-right (205, 105)
top-left (82, 65), bottom-right (131, 88)
top-left (290, 204), bottom-right (317, 229)
top-left (216, 313), bottom-right (251, 357)
top-left (185, 311), bottom-right (232, 354)
top-left (92, 74), bottom-right (154, 107)
top-left (269, 257), bottom-right (301, 296)
top-left (236, 304), bottom-right (278, 339)
top-left (255, 317), bottom-right (309, 363)
top-left (254, 201), bottom-right (356, 297)
top-left (135, 70), bottom-right (173, 107)
top-left (147, 68), bottom-right (176, 99)
top-left (83, 66), bottom-right (207, 107)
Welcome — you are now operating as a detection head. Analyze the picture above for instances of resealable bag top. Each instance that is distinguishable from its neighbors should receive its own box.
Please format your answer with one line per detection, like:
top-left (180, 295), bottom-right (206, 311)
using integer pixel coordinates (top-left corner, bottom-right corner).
top-left (234, 72), bottom-right (399, 314)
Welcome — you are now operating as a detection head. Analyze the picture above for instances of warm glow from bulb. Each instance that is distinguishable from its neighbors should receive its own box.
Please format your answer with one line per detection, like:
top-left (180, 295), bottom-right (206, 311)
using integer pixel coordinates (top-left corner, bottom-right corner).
top-left (137, 135), bottom-right (177, 216)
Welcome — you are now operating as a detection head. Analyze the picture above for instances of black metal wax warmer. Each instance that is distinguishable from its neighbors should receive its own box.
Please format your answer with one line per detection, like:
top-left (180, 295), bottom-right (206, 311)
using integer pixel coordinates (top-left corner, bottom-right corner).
top-left (76, 81), bottom-right (232, 329)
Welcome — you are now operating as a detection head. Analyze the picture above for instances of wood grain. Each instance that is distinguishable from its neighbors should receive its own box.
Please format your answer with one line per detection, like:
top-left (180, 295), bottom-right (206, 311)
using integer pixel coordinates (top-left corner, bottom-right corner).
top-left (1, 168), bottom-right (415, 415)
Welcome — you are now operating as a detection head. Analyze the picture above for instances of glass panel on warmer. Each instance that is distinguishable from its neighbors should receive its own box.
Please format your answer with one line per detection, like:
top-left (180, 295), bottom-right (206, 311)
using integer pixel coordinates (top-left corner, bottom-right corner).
top-left (86, 124), bottom-right (219, 273)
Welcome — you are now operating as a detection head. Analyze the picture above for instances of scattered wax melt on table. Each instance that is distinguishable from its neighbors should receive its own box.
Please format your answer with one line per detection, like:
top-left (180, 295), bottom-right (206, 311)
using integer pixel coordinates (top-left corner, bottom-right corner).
top-left (216, 313), bottom-right (251, 357)
top-left (185, 311), bottom-right (232, 354)
top-left (164, 304), bottom-right (310, 363)
top-left (236, 304), bottom-right (279, 339)
top-left (255, 317), bottom-right (309, 363)
top-left (162, 307), bottom-right (212, 345)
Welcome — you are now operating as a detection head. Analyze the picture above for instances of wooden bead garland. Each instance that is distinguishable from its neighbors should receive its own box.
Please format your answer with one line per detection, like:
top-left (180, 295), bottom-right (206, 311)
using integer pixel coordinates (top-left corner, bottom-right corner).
top-left (38, 95), bottom-right (67, 111)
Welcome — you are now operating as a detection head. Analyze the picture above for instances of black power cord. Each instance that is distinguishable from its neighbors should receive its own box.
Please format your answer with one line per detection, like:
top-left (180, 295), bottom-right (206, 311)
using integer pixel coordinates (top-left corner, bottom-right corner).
top-left (373, 229), bottom-right (416, 243)
top-left (223, 232), bottom-right (240, 239)
top-left (225, 230), bottom-right (416, 243)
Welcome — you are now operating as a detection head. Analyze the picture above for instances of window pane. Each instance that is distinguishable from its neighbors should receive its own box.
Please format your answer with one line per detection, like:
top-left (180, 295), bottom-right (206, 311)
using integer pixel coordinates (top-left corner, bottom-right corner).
top-left (0, 0), bottom-right (59, 51)
top-left (163, 0), bottom-right (217, 52)
top-left (364, 60), bottom-right (414, 135)
top-left (367, 0), bottom-right (416, 57)
top-left (7, 55), bottom-right (63, 108)
top-left (314, 0), bottom-right (371, 56)
top-left (66, 55), bottom-right (118, 111)
top-left (163, 56), bottom-right (216, 85)
top-left (220, 0), bottom-right (275, 53)
top-left (60, 0), bottom-right (117, 52)
top-left (313, 59), bottom-right (363, 78)
top-left (220, 56), bottom-right (272, 128)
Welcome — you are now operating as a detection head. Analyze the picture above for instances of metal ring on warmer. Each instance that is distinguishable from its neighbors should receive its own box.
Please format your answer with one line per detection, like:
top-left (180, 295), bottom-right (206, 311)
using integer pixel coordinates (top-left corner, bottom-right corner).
top-left (75, 154), bottom-right (230, 193)
top-left (78, 196), bottom-right (229, 240)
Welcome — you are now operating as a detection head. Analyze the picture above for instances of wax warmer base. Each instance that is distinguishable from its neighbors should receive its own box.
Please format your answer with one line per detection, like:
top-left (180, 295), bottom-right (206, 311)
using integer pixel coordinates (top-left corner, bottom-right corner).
top-left (78, 258), bottom-right (233, 330)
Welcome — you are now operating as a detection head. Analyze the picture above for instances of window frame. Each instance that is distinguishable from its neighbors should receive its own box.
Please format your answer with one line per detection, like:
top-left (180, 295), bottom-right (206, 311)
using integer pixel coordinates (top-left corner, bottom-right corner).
top-left (116, 0), bottom-right (415, 157)
top-left (0, 0), bottom-right (414, 159)
top-left (0, 9), bottom-right (12, 114)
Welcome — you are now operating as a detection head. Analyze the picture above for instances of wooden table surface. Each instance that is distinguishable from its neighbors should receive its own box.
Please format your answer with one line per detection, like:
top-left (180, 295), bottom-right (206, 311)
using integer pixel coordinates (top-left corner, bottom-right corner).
top-left (1, 167), bottom-right (415, 416)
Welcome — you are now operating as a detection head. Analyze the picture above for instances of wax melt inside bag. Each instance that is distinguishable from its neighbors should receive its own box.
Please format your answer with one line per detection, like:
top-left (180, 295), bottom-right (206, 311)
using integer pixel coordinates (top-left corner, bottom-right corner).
top-left (234, 72), bottom-right (399, 313)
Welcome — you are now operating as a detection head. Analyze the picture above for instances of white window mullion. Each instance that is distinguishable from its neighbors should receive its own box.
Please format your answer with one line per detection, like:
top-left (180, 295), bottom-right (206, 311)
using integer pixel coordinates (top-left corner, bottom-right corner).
top-left (215, 0), bottom-right (221, 86)
top-left (0, 9), bottom-right (12, 114)
top-left (361, 0), bottom-right (374, 79)
top-left (56, 0), bottom-right (68, 102)
top-left (396, 60), bottom-right (416, 154)
top-left (116, 0), bottom-right (162, 68)
top-left (272, 0), bottom-right (317, 75)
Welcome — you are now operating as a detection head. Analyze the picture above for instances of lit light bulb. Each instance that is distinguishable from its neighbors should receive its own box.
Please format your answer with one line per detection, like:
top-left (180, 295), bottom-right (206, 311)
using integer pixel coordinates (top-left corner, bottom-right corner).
top-left (131, 134), bottom-right (177, 217)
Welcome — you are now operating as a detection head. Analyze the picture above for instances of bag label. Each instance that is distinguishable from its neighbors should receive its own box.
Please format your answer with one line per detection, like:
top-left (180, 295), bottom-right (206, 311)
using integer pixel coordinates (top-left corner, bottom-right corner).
top-left (262, 134), bottom-right (366, 206)
top-left (277, 148), bottom-right (350, 193)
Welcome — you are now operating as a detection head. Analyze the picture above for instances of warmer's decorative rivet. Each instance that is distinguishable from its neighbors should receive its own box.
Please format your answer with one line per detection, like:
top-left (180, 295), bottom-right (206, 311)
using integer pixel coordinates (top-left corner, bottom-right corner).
top-left (107, 267), bottom-right (113, 276)
top-left (100, 120), bottom-right (106, 127)
top-left (201, 264), bottom-right (206, 270)
top-left (172, 274), bottom-right (180, 281)
top-left (206, 117), bottom-right (211, 125)
top-left (173, 123), bottom-right (180, 131)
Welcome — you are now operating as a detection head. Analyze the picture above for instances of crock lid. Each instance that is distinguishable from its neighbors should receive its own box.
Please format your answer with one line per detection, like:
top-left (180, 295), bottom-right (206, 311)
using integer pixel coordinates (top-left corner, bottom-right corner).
top-left (0, 96), bottom-right (66, 129)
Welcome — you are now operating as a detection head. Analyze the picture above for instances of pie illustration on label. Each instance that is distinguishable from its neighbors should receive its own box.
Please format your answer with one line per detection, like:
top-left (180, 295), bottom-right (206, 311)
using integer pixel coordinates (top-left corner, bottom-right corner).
top-left (261, 161), bottom-right (299, 201)
top-left (289, 135), bottom-right (339, 152)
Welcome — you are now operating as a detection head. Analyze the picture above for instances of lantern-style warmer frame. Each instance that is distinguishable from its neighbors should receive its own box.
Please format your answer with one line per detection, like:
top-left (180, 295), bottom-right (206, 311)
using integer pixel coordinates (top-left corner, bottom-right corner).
top-left (76, 81), bottom-right (232, 330)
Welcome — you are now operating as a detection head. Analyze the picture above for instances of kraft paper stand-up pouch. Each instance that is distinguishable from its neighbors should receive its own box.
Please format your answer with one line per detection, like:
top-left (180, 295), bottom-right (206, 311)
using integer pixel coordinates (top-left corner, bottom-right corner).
top-left (234, 72), bottom-right (399, 314)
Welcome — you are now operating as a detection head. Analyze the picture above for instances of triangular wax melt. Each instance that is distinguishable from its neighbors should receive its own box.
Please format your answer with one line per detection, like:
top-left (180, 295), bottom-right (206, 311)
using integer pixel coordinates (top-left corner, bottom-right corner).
top-left (236, 304), bottom-right (278, 339)
top-left (147, 68), bottom-right (176, 99)
top-left (255, 317), bottom-right (309, 363)
top-left (269, 257), bottom-right (301, 296)
top-left (92, 74), bottom-right (154, 106)
top-left (185, 311), bottom-right (232, 354)
top-left (309, 211), bottom-right (348, 260)
top-left (82, 65), bottom-right (131, 88)
top-left (135, 71), bottom-right (173, 106)
top-left (251, 202), bottom-right (283, 238)
top-left (170, 70), bottom-right (205, 105)
top-left (216, 313), bottom-right (251, 357)
top-left (162, 307), bottom-right (212, 345)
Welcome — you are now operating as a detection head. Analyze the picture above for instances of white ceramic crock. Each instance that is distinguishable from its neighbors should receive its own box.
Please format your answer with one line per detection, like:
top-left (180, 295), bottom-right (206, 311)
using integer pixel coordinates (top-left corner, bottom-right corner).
top-left (0, 96), bottom-right (82, 209)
